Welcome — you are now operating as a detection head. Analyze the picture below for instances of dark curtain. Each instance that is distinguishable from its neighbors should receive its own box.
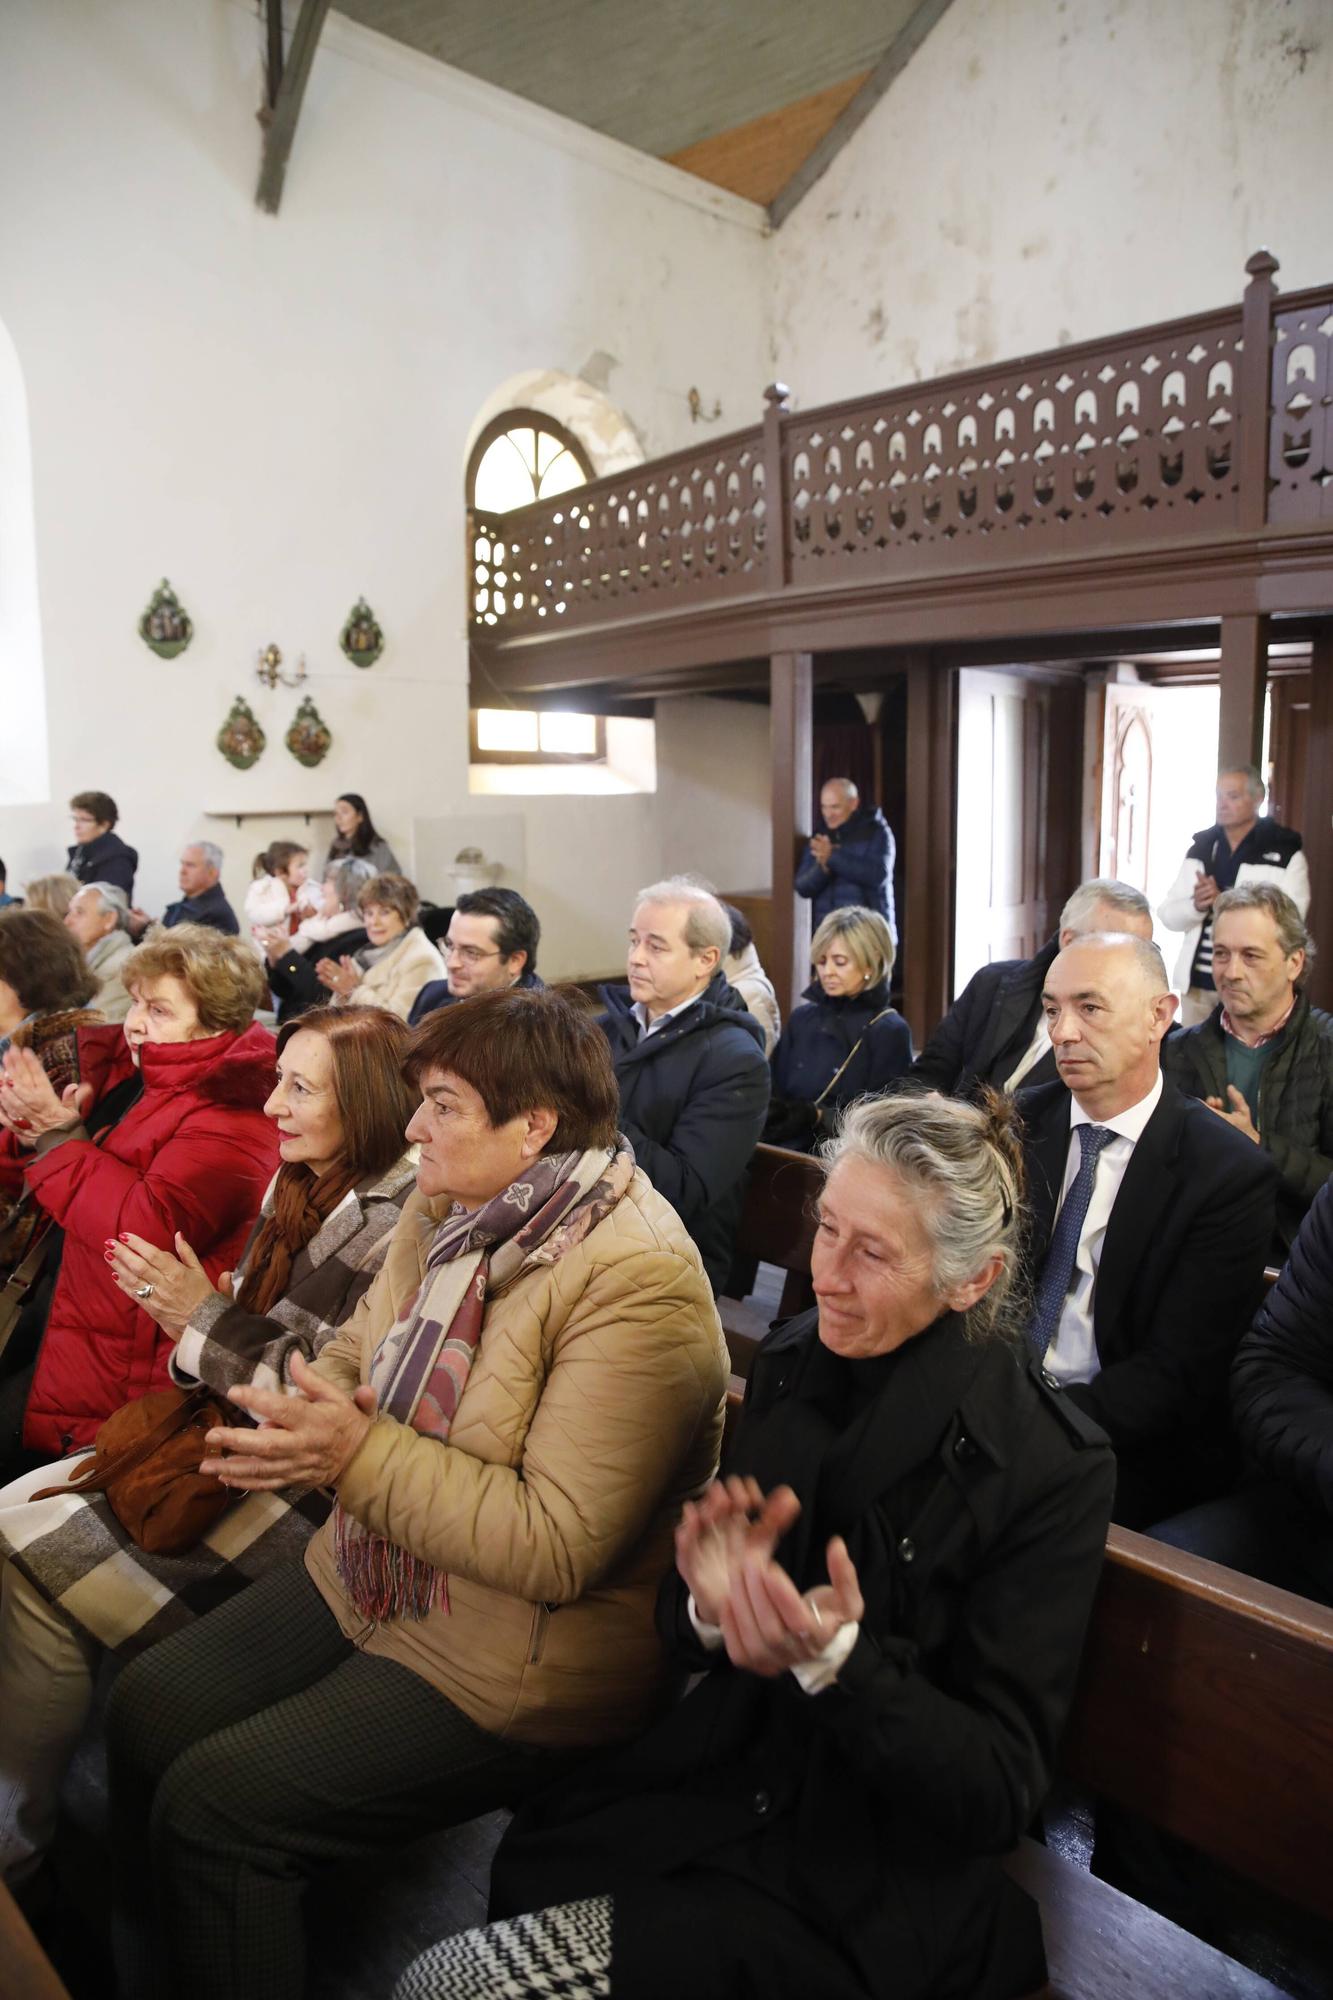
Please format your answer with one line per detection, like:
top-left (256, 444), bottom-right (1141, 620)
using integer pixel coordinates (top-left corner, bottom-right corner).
top-left (813, 722), bottom-right (875, 822)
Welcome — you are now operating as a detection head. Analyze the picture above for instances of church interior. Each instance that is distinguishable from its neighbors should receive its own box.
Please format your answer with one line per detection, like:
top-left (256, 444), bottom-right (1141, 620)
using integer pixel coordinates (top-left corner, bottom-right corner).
top-left (3, 2), bottom-right (1333, 1997)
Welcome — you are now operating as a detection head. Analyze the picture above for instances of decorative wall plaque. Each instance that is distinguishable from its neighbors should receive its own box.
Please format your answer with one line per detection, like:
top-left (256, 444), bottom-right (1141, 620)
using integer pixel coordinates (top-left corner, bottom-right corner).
top-left (285, 695), bottom-right (332, 768)
top-left (139, 578), bottom-right (193, 658)
top-left (216, 695), bottom-right (267, 770)
top-left (340, 597), bottom-right (384, 667)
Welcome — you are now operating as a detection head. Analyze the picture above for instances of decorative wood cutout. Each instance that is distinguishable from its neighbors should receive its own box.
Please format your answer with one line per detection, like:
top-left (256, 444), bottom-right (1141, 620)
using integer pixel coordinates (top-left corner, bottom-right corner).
top-left (216, 696), bottom-right (267, 770)
top-left (285, 695), bottom-right (332, 768)
top-left (139, 578), bottom-right (193, 658)
top-left (340, 597), bottom-right (384, 667)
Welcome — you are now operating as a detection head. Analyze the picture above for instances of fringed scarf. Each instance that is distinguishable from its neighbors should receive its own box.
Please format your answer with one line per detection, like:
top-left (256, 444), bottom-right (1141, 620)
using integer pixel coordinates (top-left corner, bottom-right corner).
top-left (333, 1138), bottom-right (635, 1624)
top-left (236, 1160), bottom-right (364, 1317)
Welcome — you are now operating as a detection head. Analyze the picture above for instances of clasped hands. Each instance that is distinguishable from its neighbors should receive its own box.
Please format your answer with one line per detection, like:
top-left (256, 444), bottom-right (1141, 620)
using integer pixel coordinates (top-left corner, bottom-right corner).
top-left (676, 1475), bottom-right (863, 1680)
top-left (1192, 872), bottom-right (1219, 913)
top-left (200, 1352), bottom-right (378, 1492)
top-left (0, 1046), bottom-right (92, 1146)
top-left (315, 954), bottom-right (360, 997)
top-left (808, 833), bottom-right (833, 868)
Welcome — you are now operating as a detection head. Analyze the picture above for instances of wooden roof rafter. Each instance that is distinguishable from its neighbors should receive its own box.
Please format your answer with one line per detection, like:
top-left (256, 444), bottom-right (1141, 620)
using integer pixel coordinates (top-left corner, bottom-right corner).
top-left (256, 0), bottom-right (332, 216)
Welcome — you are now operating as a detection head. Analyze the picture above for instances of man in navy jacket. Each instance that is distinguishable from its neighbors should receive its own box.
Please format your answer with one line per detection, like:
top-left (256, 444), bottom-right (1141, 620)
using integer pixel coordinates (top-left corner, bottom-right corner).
top-left (794, 779), bottom-right (896, 939)
top-left (598, 878), bottom-right (770, 1294)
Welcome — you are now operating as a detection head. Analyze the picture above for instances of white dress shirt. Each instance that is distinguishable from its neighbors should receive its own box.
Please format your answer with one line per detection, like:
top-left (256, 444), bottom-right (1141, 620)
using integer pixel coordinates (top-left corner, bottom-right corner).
top-left (1003, 1016), bottom-right (1052, 1092)
top-left (633, 990), bottom-right (705, 1041)
top-left (1042, 1071), bottom-right (1164, 1386)
top-left (686, 1593), bottom-right (859, 1693)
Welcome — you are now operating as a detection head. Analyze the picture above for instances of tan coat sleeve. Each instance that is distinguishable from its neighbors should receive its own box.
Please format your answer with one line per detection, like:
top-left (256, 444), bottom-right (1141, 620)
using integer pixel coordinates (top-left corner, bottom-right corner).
top-left (347, 929), bottom-right (447, 1022)
top-left (332, 1247), bottom-right (724, 1604)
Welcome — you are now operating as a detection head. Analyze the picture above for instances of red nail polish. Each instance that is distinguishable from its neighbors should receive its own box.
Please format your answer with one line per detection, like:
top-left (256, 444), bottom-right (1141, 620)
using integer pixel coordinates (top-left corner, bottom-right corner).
top-left (119, 1233), bottom-right (131, 1242)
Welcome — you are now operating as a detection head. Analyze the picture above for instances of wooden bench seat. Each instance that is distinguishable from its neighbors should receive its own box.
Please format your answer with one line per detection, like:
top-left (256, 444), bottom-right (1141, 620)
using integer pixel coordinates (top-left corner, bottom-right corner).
top-left (718, 1142), bottom-right (822, 1376)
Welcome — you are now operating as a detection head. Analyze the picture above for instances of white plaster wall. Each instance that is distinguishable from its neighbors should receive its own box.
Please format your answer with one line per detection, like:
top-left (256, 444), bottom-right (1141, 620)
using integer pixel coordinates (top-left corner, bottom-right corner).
top-left (0, 0), bottom-right (768, 968)
top-left (653, 697), bottom-right (773, 896)
top-left (769, 0), bottom-right (1333, 403)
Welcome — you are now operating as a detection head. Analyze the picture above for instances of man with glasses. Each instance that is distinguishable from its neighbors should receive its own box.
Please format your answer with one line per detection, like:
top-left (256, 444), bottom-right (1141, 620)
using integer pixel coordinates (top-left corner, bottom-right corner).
top-left (408, 888), bottom-right (542, 1026)
top-left (65, 791), bottom-right (138, 901)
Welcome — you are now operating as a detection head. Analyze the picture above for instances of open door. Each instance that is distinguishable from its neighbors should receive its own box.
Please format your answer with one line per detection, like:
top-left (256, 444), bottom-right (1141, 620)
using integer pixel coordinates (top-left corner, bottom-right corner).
top-left (953, 668), bottom-right (1083, 995)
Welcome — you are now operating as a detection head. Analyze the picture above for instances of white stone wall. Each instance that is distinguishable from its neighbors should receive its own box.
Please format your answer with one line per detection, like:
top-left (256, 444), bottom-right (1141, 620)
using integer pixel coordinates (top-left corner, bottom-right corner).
top-left (0, 0), bottom-right (771, 973)
top-left (768, 0), bottom-right (1333, 405)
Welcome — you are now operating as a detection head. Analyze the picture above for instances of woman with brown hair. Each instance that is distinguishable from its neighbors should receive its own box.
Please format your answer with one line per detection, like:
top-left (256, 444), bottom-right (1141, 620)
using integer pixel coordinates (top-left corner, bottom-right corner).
top-left (0, 1006), bottom-right (419, 1888)
top-left (0, 907), bottom-right (99, 1069)
top-left (105, 987), bottom-right (728, 2000)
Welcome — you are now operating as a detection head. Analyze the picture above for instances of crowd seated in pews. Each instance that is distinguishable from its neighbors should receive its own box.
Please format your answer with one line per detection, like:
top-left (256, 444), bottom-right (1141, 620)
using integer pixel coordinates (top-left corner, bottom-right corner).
top-left (2, 781), bottom-right (1332, 1995)
top-left (0, 1005), bottom-right (419, 1886)
top-left (101, 988), bottom-right (725, 2000)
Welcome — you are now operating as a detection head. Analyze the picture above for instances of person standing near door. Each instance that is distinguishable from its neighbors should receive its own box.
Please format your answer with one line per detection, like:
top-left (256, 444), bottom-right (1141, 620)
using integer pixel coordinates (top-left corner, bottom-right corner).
top-left (1158, 766), bottom-right (1308, 1028)
top-left (795, 779), bottom-right (897, 942)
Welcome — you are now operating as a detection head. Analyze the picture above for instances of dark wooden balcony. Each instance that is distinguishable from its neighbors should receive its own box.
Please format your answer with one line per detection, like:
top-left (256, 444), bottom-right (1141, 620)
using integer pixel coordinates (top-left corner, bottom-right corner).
top-left (471, 251), bottom-right (1333, 686)
top-left (468, 252), bottom-right (1333, 1036)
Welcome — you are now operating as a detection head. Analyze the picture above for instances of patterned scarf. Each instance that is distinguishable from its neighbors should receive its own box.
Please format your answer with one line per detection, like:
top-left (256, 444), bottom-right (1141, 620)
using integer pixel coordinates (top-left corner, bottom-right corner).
top-left (333, 1138), bottom-right (635, 1624)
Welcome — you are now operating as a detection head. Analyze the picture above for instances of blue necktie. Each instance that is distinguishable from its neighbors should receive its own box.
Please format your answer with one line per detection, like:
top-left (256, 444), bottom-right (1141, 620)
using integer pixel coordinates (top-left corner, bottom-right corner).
top-left (1028, 1124), bottom-right (1115, 1364)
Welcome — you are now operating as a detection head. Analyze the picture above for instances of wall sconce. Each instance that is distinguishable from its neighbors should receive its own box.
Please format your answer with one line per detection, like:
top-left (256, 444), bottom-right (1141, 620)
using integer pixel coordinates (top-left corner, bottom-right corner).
top-left (255, 643), bottom-right (307, 690)
top-left (687, 386), bottom-right (722, 425)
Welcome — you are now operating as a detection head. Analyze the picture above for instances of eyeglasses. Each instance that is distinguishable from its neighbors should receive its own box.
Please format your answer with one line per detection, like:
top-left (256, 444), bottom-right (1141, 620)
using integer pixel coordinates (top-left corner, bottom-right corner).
top-left (444, 942), bottom-right (502, 965)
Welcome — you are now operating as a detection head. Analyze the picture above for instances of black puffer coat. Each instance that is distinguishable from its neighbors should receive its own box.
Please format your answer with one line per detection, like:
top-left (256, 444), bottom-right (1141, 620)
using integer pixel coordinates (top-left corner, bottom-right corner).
top-left (1162, 992), bottom-right (1333, 1252)
top-left (767, 981), bottom-right (913, 1148)
top-left (598, 971), bottom-right (770, 1293)
top-left (1232, 1179), bottom-right (1333, 1519)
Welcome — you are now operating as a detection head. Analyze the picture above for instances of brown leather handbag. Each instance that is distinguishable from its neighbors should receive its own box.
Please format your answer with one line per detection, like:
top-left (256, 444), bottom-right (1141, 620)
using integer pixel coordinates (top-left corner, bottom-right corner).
top-left (31, 1383), bottom-right (234, 1555)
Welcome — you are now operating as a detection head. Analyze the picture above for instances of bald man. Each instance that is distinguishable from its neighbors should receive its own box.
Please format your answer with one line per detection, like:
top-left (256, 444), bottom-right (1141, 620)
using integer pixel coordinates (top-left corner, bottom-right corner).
top-left (1017, 932), bottom-right (1276, 1529)
top-left (794, 778), bottom-right (896, 938)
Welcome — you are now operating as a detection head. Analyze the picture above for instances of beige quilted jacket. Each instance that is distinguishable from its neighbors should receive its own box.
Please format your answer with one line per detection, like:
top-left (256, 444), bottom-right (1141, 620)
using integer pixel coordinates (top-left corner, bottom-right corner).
top-left (305, 1169), bottom-right (728, 1748)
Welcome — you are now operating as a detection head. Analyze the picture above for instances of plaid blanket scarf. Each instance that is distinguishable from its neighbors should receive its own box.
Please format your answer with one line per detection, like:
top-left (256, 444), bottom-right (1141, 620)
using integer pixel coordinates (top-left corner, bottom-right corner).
top-left (0, 1156), bottom-right (415, 1659)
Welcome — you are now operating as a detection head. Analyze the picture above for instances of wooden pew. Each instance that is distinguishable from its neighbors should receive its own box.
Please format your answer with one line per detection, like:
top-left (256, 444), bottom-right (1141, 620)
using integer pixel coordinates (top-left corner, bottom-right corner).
top-left (718, 1143), bottom-right (822, 1377)
top-left (1010, 1527), bottom-right (1333, 1997)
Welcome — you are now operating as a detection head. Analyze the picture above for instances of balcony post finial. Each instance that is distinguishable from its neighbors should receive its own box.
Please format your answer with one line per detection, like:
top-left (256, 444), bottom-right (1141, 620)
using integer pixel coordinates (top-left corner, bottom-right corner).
top-left (764, 381), bottom-right (791, 413)
top-left (1245, 247), bottom-right (1280, 283)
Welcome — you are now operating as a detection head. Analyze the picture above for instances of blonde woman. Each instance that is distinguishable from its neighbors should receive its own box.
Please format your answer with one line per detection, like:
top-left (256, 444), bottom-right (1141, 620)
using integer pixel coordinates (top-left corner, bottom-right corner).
top-left (315, 873), bottom-right (445, 1023)
top-left (23, 874), bottom-right (80, 923)
top-left (765, 906), bottom-right (912, 1150)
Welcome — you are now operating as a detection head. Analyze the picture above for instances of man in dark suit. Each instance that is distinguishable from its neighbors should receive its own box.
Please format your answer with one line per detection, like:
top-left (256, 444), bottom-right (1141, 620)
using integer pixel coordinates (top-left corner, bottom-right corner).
top-left (906, 878), bottom-right (1153, 1099)
top-left (1018, 931), bottom-right (1276, 1529)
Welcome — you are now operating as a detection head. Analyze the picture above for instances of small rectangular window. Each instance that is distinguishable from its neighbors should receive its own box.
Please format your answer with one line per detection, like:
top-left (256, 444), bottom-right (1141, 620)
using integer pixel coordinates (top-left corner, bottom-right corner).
top-left (470, 708), bottom-right (606, 765)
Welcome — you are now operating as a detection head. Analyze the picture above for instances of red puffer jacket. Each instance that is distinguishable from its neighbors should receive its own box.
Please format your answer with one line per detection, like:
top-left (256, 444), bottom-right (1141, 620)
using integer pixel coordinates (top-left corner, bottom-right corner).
top-left (19, 1021), bottom-right (279, 1456)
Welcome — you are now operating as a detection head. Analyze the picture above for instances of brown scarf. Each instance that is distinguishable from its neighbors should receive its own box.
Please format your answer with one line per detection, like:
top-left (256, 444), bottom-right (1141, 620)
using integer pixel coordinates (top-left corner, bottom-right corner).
top-left (236, 1161), bottom-right (363, 1316)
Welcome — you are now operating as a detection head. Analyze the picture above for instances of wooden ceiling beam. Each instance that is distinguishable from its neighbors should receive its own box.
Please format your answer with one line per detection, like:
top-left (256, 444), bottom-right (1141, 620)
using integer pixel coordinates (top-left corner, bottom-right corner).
top-left (256, 0), bottom-right (331, 216)
top-left (769, 0), bottom-right (958, 228)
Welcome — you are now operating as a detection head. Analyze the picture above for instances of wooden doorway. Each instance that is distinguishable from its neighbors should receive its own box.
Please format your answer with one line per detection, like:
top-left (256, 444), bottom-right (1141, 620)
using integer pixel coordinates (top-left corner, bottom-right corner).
top-left (953, 668), bottom-right (1083, 996)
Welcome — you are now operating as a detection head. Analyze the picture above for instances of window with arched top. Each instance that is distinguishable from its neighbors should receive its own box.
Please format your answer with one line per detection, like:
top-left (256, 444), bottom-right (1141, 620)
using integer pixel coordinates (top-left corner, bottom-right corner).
top-left (466, 410), bottom-right (594, 516)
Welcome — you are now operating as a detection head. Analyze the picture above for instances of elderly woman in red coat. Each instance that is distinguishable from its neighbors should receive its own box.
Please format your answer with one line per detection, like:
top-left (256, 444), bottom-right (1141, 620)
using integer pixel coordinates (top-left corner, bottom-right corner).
top-left (0, 923), bottom-right (278, 1470)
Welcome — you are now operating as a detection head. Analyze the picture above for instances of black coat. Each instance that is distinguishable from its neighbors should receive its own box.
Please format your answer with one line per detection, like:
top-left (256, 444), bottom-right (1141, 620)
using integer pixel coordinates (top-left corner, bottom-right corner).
top-left (794, 806), bottom-right (897, 935)
top-left (264, 929), bottom-right (369, 1024)
top-left (66, 831), bottom-right (138, 901)
top-left (161, 883), bottom-right (239, 937)
top-left (1161, 992), bottom-right (1333, 1254)
top-left (1232, 1178), bottom-right (1333, 1520)
top-left (492, 1309), bottom-right (1115, 2000)
top-left (906, 939), bottom-right (1060, 1099)
top-left (598, 973), bottom-right (770, 1294)
top-left (407, 965), bottom-right (544, 1027)
top-left (767, 982), bottom-right (913, 1148)
top-left (1017, 1076), bottom-right (1277, 1527)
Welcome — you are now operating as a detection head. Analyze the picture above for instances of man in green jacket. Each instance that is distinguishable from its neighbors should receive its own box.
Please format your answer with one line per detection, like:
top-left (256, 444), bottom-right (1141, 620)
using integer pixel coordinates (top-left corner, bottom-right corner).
top-left (1162, 882), bottom-right (1333, 1256)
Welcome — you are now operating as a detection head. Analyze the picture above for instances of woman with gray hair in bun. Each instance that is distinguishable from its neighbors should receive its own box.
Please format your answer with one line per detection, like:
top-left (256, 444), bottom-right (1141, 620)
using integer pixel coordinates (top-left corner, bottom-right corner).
top-left (394, 1089), bottom-right (1117, 2000)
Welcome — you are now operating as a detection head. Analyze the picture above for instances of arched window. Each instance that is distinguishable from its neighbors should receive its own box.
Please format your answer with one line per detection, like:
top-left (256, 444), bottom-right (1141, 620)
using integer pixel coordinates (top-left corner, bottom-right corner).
top-left (466, 410), bottom-right (594, 515)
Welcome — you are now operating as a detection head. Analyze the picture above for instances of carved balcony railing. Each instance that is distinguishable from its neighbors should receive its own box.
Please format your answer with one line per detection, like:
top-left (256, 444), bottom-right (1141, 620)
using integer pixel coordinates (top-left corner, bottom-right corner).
top-left (469, 253), bottom-right (1333, 642)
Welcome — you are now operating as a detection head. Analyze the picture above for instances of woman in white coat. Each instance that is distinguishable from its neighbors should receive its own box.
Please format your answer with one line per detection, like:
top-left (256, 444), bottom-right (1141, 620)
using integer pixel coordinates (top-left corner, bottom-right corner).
top-left (1157, 764), bottom-right (1309, 1026)
top-left (316, 873), bottom-right (446, 1023)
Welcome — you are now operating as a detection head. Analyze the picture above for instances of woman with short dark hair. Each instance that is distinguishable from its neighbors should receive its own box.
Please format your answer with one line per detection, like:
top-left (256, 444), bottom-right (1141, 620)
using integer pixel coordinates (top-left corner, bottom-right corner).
top-left (0, 909), bottom-right (99, 1063)
top-left (105, 988), bottom-right (729, 2000)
